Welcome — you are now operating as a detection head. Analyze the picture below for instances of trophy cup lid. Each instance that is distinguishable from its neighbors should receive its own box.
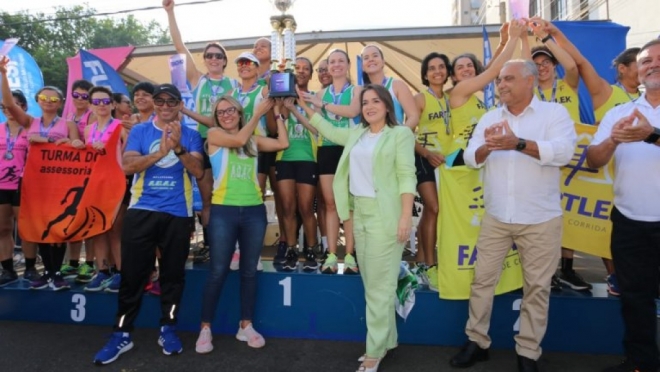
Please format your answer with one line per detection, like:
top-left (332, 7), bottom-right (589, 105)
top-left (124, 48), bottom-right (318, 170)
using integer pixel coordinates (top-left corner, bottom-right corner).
top-left (271, 0), bottom-right (295, 14)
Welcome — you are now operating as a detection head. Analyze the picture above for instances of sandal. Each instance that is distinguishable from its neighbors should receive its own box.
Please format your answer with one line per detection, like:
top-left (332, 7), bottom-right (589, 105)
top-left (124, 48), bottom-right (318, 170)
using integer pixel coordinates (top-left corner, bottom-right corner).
top-left (357, 357), bottom-right (381, 372)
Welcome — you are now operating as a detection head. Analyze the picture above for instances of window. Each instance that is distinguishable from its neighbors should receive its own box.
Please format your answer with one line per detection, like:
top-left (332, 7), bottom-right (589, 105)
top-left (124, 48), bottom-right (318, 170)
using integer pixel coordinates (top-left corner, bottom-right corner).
top-left (551, 0), bottom-right (567, 19)
top-left (529, 0), bottom-right (539, 17)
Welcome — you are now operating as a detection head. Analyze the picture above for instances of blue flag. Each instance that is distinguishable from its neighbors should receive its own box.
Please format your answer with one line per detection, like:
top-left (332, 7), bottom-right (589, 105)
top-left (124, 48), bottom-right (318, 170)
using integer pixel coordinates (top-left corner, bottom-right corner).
top-left (482, 25), bottom-right (495, 109)
top-left (356, 55), bottom-right (364, 86)
top-left (0, 41), bottom-right (43, 122)
top-left (79, 49), bottom-right (129, 96)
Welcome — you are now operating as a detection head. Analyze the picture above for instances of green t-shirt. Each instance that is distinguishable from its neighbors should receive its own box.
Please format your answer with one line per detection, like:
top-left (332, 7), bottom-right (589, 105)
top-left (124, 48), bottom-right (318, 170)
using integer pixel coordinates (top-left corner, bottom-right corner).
top-left (193, 75), bottom-right (238, 138)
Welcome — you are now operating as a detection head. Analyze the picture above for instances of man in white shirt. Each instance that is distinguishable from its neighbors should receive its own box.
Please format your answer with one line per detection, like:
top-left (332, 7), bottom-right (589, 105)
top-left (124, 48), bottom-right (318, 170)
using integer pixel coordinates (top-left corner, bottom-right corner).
top-left (450, 59), bottom-right (576, 372)
top-left (587, 39), bottom-right (660, 372)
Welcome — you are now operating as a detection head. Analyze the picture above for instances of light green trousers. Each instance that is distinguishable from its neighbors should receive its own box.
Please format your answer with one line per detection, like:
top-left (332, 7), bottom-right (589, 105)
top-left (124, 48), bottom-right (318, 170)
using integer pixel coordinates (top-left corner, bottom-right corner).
top-left (352, 196), bottom-right (403, 358)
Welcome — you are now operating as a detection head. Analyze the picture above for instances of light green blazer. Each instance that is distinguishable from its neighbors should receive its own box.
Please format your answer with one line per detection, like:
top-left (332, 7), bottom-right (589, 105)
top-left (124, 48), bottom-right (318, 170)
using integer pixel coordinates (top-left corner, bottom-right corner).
top-left (310, 113), bottom-right (417, 233)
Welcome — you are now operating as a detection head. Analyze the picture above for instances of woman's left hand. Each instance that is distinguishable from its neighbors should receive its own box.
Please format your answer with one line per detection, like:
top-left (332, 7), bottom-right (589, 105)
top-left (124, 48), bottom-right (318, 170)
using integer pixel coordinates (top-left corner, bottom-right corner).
top-left (397, 215), bottom-right (413, 243)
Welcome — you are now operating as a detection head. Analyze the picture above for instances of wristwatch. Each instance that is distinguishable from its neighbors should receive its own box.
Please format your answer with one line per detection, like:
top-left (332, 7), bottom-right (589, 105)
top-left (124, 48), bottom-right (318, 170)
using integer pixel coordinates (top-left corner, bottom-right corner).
top-left (515, 138), bottom-right (527, 151)
top-left (174, 146), bottom-right (187, 156)
top-left (643, 127), bottom-right (660, 144)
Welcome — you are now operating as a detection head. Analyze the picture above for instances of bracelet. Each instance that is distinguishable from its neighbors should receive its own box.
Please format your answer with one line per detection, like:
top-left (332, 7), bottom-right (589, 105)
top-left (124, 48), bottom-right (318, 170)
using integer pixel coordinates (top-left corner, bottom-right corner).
top-left (275, 113), bottom-right (286, 121)
top-left (322, 102), bottom-right (328, 111)
top-left (541, 35), bottom-right (552, 43)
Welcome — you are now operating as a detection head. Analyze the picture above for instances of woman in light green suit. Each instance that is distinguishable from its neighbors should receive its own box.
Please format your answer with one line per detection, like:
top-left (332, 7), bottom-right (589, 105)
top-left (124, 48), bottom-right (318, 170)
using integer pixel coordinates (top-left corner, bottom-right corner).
top-left (299, 84), bottom-right (416, 372)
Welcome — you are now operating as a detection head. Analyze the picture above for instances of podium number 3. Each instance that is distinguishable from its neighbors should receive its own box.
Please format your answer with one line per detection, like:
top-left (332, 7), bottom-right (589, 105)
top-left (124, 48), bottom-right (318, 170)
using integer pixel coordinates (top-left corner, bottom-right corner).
top-left (278, 277), bottom-right (292, 307)
top-left (71, 294), bottom-right (86, 322)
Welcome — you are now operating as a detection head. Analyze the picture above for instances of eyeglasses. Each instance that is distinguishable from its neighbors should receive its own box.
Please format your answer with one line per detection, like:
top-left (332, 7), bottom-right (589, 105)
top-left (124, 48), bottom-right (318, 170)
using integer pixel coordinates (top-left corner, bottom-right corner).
top-left (38, 95), bottom-right (61, 103)
top-left (91, 98), bottom-right (112, 106)
top-left (237, 60), bottom-right (257, 68)
top-left (153, 98), bottom-right (180, 107)
top-left (121, 100), bottom-right (132, 105)
top-left (204, 53), bottom-right (225, 60)
top-left (535, 60), bottom-right (553, 68)
top-left (72, 92), bottom-right (89, 100)
top-left (316, 68), bottom-right (328, 74)
top-left (215, 107), bottom-right (238, 117)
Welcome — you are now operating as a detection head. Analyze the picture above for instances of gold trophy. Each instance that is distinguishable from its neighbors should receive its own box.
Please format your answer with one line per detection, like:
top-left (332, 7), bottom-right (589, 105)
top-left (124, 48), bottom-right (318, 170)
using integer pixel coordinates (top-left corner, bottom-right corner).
top-left (268, 0), bottom-right (297, 97)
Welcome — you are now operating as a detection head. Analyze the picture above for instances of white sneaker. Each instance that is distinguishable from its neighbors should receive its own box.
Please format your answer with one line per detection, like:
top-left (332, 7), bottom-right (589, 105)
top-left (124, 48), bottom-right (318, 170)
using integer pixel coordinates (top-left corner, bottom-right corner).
top-left (230, 249), bottom-right (240, 271)
top-left (195, 326), bottom-right (213, 354)
top-left (236, 323), bottom-right (265, 348)
top-left (256, 257), bottom-right (263, 271)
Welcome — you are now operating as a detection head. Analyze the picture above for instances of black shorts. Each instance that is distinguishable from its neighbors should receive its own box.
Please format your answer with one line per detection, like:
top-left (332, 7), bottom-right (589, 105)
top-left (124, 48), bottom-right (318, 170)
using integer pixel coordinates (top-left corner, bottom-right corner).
top-left (258, 151), bottom-right (276, 174)
top-left (0, 188), bottom-right (20, 207)
top-left (317, 146), bottom-right (344, 175)
top-left (415, 154), bottom-right (437, 185)
top-left (122, 175), bottom-right (132, 206)
top-left (275, 161), bottom-right (318, 185)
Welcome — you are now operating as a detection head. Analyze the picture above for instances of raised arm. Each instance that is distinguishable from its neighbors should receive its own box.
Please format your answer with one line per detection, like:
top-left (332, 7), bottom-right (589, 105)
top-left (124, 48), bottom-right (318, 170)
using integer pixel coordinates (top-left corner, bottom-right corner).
top-left (297, 89), bottom-right (352, 146)
top-left (255, 102), bottom-right (289, 152)
top-left (163, 0), bottom-right (203, 85)
top-left (181, 106), bottom-right (213, 128)
top-left (541, 19), bottom-right (611, 109)
top-left (393, 80), bottom-right (419, 129)
top-left (283, 97), bottom-right (318, 135)
top-left (529, 18), bottom-right (579, 91)
top-left (450, 19), bottom-right (526, 108)
top-left (488, 23), bottom-right (509, 69)
top-left (303, 85), bottom-right (362, 119)
top-left (0, 57), bottom-right (31, 127)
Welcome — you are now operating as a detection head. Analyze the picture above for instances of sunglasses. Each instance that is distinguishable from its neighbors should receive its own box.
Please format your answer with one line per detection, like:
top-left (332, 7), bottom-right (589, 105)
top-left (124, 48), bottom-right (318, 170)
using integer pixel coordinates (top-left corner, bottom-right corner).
top-left (215, 107), bottom-right (238, 117)
top-left (316, 68), bottom-right (329, 73)
top-left (91, 98), bottom-right (112, 106)
top-left (535, 60), bottom-right (553, 68)
top-left (237, 60), bottom-right (257, 68)
top-left (72, 92), bottom-right (89, 100)
top-left (153, 98), bottom-right (180, 107)
top-left (204, 53), bottom-right (225, 60)
top-left (38, 95), bottom-right (61, 103)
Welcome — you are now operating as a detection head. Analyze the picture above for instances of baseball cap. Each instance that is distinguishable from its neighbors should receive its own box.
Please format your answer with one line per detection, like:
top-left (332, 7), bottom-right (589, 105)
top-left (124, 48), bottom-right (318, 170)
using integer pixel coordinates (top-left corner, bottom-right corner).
top-left (152, 84), bottom-right (182, 101)
top-left (234, 52), bottom-right (260, 66)
top-left (132, 81), bottom-right (155, 96)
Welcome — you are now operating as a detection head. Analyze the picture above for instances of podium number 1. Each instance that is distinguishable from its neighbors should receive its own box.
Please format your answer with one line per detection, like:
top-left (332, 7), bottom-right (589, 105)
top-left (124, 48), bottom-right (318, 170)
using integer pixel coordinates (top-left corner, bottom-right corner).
top-left (279, 277), bottom-right (292, 307)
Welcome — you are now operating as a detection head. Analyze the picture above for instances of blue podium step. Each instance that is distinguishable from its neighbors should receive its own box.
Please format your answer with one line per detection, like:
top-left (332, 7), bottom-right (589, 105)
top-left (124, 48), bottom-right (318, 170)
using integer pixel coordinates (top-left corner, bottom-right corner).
top-left (0, 261), bottom-right (622, 355)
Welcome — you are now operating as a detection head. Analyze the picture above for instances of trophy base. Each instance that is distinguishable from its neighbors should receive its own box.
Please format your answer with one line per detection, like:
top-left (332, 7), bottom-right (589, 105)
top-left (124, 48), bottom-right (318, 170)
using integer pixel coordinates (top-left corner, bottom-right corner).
top-left (269, 72), bottom-right (297, 97)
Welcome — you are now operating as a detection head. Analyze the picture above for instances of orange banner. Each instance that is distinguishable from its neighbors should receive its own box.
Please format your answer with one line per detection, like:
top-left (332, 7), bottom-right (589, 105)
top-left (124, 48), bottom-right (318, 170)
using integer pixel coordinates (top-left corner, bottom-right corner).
top-left (19, 130), bottom-right (125, 243)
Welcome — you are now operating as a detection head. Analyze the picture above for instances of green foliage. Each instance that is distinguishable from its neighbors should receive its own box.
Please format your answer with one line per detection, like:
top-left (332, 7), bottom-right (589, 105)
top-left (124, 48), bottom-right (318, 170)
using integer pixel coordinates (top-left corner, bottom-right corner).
top-left (0, 5), bottom-right (170, 90)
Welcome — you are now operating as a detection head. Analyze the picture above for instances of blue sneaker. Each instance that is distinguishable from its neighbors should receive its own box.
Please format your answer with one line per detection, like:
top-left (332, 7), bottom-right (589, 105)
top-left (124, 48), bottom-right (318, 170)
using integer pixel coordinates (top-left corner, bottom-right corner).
top-left (158, 325), bottom-right (183, 355)
top-left (606, 274), bottom-right (620, 296)
top-left (93, 332), bottom-right (133, 365)
top-left (104, 273), bottom-right (121, 293)
top-left (85, 271), bottom-right (112, 292)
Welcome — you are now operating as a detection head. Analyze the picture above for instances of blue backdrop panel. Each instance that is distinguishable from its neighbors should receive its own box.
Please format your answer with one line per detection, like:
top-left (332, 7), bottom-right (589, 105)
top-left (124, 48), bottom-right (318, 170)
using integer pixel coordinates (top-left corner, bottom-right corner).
top-left (0, 263), bottom-right (623, 355)
top-left (554, 21), bottom-right (630, 124)
top-left (0, 41), bottom-right (43, 123)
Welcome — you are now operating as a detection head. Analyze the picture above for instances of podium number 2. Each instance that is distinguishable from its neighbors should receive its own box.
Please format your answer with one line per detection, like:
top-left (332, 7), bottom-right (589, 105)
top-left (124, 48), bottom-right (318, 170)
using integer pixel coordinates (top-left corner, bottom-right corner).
top-left (278, 277), bottom-right (292, 307)
top-left (512, 299), bottom-right (521, 332)
top-left (71, 294), bottom-right (86, 322)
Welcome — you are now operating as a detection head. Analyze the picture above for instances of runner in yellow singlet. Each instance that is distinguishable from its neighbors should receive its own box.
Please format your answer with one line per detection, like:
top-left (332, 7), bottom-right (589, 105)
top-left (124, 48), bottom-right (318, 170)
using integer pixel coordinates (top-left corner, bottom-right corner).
top-left (527, 19), bottom-right (581, 125)
top-left (412, 52), bottom-right (452, 290)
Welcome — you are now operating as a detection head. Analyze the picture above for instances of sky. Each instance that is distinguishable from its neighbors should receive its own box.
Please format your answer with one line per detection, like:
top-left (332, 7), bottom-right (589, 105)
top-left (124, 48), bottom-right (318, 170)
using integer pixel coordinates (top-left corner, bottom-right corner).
top-left (4, 0), bottom-right (454, 42)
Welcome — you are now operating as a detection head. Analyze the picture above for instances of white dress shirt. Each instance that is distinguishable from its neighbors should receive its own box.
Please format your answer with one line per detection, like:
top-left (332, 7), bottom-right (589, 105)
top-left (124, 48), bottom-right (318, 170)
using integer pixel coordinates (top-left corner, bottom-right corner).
top-left (591, 94), bottom-right (660, 222)
top-left (464, 97), bottom-right (577, 224)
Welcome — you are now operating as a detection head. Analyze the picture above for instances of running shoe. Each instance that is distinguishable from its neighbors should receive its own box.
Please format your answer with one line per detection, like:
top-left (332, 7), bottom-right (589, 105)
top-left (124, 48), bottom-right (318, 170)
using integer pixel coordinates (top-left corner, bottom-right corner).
top-left (93, 332), bottom-right (133, 365)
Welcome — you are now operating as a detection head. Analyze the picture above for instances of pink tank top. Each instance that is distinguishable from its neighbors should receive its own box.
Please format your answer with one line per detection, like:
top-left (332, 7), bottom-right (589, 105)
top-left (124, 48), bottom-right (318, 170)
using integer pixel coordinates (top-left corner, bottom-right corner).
top-left (28, 116), bottom-right (70, 142)
top-left (86, 118), bottom-right (121, 145)
top-left (71, 110), bottom-right (92, 138)
top-left (0, 122), bottom-right (29, 190)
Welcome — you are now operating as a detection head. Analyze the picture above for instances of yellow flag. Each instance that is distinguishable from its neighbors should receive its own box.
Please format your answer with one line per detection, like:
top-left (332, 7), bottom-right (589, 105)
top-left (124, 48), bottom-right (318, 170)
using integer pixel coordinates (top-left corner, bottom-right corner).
top-left (436, 166), bottom-right (523, 300)
top-left (560, 123), bottom-right (614, 259)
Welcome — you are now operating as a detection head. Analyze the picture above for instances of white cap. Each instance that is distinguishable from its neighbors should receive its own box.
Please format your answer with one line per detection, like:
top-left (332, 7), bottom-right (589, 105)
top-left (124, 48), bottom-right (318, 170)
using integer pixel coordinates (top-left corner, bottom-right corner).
top-left (234, 52), bottom-right (260, 66)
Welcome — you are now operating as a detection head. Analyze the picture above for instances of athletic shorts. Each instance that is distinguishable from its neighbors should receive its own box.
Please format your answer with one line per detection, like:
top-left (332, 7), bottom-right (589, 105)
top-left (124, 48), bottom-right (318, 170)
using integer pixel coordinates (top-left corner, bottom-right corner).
top-left (414, 154), bottom-right (437, 185)
top-left (275, 161), bottom-right (318, 186)
top-left (317, 146), bottom-right (344, 175)
top-left (258, 151), bottom-right (276, 174)
top-left (0, 188), bottom-right (20, 207)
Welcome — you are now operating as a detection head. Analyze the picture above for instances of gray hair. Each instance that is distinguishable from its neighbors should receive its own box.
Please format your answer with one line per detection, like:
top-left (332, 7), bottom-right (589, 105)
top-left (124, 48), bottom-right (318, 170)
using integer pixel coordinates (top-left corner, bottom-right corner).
top-left (503, 59), bottom-right (539, 86)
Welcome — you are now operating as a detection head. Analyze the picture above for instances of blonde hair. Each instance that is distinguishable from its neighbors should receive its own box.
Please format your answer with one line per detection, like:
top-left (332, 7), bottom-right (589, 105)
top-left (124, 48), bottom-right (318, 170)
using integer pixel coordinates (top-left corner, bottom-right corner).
top-left (212, 95), bottom-right (257, 157)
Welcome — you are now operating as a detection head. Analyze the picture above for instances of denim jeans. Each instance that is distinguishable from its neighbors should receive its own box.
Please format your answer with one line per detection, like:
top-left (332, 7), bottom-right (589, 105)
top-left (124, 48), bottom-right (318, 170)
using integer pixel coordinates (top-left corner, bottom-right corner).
top-left (201, 204), bottom-right (267, 323)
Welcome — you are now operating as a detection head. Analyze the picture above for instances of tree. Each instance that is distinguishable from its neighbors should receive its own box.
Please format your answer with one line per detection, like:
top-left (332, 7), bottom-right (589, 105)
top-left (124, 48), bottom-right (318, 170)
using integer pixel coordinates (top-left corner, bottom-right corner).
top-left (0, 5), bottom-right (170, 90)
